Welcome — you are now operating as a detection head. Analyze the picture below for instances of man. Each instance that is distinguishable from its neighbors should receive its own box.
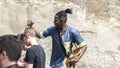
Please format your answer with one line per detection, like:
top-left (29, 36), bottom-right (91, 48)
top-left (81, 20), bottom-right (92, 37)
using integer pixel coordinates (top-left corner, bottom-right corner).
top-left (0, 35), bottom-right (22, 68)
top-left (21, 28), bottom-right (46, 68)
top-left (35, 8), bottom-right (87, 68)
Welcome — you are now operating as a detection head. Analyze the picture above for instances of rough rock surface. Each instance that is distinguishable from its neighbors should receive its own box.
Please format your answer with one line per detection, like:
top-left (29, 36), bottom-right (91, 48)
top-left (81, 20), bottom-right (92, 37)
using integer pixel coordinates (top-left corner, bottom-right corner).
top-left (0, 0), bottom-right (120, 68)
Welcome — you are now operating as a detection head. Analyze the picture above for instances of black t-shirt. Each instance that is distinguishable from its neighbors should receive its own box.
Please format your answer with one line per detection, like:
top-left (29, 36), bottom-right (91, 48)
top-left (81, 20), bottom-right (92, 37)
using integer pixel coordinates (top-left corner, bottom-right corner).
top-left (24, 45), bottom-right (46, 68)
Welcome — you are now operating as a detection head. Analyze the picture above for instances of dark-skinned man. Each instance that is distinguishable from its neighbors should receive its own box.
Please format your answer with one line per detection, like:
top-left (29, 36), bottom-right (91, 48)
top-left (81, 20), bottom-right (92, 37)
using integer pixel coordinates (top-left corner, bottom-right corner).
top-left (34, 8), bottom-right (87, 68)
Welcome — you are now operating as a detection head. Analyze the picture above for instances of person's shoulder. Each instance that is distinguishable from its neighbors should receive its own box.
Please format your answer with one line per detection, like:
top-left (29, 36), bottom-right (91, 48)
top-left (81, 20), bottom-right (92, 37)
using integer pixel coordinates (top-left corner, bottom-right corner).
top-left (48, 26), bottom-right (56, 29)
top-left (46, 26), bottom-right (57, 32)
top-left (31, 45), bottom-right (43, 50)
top-left (67, 26), bottom-right (78, 33)
top-left (26, 47), bottom-right (32, 52)
top-left (30, 45), bottom-right (45, 54)
top-left (26, 45), bottom-right (40, 53)
top-left (26, 45), bottom-right (36, 51)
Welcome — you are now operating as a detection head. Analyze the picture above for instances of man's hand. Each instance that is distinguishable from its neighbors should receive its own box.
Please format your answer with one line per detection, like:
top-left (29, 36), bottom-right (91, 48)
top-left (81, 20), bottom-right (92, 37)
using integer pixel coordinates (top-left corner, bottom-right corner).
top-left (69, 45), bottom-right (87, 66)
top-left (17, 58), bottom-right (25, 67)
top-left (27, 20), bottom-right (34, 28)
top-left (69, 58), bottom-right (78, 65)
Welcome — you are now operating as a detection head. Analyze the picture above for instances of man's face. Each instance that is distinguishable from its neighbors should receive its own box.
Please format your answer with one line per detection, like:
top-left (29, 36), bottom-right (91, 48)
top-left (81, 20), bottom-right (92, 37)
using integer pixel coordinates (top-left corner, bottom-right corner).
top-left (22, 35), bottom-right (30, 47)
top-left (54, 15), bottom-right (66, 29)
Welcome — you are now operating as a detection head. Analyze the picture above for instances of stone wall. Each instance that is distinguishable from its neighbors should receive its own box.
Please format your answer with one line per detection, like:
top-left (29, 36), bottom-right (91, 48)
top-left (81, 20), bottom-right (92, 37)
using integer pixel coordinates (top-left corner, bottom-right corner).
top-left (0, 0), bottom-right (120, 68)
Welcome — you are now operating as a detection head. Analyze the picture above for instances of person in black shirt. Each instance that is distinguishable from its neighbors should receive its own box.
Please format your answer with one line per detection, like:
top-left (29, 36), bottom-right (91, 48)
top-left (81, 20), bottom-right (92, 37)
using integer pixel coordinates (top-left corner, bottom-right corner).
top-left (0, 35), bottom-right (22, 68)
top-left (20, 28), bottom-right (46, 68)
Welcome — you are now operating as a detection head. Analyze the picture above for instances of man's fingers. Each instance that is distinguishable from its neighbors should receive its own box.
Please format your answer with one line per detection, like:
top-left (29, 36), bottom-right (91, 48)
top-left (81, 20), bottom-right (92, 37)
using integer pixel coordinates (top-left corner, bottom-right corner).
top-left (27, 20), bottom-right (34, 28)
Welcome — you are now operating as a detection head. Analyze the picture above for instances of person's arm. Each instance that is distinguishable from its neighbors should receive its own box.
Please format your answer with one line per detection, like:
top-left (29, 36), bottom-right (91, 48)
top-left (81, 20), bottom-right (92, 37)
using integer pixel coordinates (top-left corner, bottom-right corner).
top-left (34, 26), bottom-right (53, 39)
top-left (75, 45), bottom-right (87, 62)
top-left (25, 63), bottom-right (33, 68)
top-left (33, 27), bottom-right (41, 39)
top-left (69, 29), bottom-right (87, 64)
top-left (26, 20), bottom-right (41, 39)
top-left (69, 45), bottom-right (87, 64)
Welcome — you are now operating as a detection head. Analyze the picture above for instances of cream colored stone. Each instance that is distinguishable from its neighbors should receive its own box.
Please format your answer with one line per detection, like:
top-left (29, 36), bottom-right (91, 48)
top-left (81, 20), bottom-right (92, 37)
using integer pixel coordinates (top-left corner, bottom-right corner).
top-left (0, 0), bottom-right (120, 68)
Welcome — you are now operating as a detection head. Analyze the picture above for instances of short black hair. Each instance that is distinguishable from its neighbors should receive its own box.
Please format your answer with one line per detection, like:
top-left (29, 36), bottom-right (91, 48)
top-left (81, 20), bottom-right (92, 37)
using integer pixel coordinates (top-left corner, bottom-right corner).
top-left (0, 35), bottom-right (22, 62)
top-left (56, 8), bottom-right (72, 17)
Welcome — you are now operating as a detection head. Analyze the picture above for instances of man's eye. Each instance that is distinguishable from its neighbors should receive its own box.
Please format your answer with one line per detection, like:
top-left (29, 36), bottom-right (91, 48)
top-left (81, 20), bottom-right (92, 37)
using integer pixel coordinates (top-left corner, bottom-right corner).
top-left (55, 20), bottom-right (57, 21)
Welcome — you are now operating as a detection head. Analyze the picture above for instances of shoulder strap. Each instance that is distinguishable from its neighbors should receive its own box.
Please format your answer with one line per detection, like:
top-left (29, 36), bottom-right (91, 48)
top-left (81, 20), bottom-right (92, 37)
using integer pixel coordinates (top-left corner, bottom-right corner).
top-left (57, 30), bottom-right (70, 58)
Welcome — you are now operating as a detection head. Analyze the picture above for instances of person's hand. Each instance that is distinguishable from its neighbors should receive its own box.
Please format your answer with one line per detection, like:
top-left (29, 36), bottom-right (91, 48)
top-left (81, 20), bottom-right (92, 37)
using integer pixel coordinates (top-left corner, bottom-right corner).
top-left (17, 58), bottom-right (25, 67)
top-left (69, 58), bottom-right (78, 65)
top-left (27, 20), bottom-right (34, 28)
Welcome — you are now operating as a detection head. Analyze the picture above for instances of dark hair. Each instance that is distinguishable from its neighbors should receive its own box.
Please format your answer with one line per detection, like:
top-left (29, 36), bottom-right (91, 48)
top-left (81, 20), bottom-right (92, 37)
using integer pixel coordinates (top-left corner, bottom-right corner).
top-left (56, 8), bottom-right (72, 17)
top-left (0, 35), bottom-right (22, 62)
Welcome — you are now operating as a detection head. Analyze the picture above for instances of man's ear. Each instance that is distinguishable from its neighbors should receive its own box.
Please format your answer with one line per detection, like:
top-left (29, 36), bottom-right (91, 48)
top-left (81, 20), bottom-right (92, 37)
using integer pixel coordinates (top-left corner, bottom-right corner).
top-left (0, 51), bottom-right (7, 60)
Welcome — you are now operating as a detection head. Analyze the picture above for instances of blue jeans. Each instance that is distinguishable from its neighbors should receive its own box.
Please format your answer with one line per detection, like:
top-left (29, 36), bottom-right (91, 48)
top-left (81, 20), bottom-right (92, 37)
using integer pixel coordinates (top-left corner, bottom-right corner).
top-left (51, 62), bottom-right (64, 68)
